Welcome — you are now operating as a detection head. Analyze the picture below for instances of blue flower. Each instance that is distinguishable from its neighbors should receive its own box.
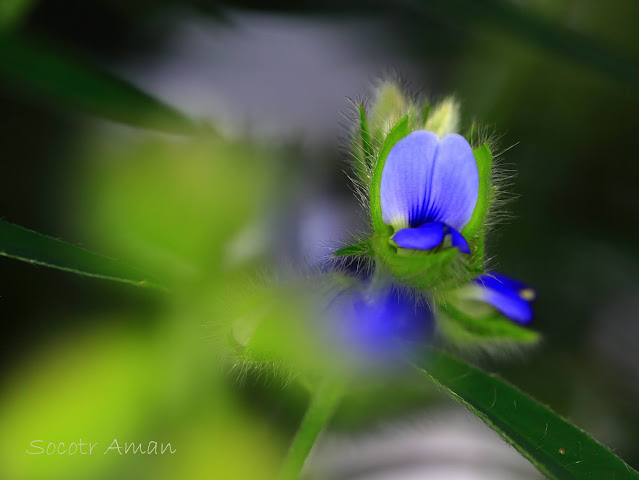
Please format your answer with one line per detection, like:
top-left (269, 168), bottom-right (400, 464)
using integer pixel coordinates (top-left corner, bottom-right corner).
top-left (380, 131), bottom-right (478, 254)
top-left (328, 285), bottom-right (432, 365)
top-left (474, 273), bottom-right (536, 324)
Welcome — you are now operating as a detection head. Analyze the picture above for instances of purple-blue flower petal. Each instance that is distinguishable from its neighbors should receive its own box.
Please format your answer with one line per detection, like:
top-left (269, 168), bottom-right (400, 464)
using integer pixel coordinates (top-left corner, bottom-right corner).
top-left (380, 130), bottom-right (439, 230)
top-left (393, 222), bottom-right (471, 254)
top-left (427, 134), bottom-right (479, 231)
top-left (482, 288), bottom-right (534, 324)
top-left (448, 226), bottom-right (471, 254)
top-left (392, 222), bottom-right (446, 250)
top-left (380, 131), bottom-right (479, 232)
top-left (476, 273), bottom-right (533, 296)
top-left (475, 273), bottom-right (535, 324)
top-left (332, 286), bottom-right (433, 361)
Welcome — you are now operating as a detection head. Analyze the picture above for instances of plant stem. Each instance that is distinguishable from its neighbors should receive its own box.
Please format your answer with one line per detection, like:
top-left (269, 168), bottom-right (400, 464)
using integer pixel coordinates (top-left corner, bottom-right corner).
top-left (277, 380), bottom-right (343, 480)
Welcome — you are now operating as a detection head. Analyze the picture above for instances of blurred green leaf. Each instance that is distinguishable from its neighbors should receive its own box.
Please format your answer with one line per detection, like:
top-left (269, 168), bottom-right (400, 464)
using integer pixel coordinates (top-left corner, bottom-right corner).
top-left (420, 350), bottom-right (639, 480)
top-left (0, 0), bottom-right (37, 32)
top-left (0, 36), bottom-right (199, 134)
top-left (0, 220), bottom-right (163, 288)
top-left (415, 0), bottom-right (639, 90)
top-left (78, 136), bottom-right (269, 282)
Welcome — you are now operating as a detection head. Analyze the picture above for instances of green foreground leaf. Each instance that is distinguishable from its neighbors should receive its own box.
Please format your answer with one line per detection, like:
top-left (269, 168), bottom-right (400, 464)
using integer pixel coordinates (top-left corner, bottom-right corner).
top-left (0, 36), bottom-right (198, 134)
top-left (0, 220), bottom-right (162, 288)
top-left (419, 350), bottom-right (639, 480)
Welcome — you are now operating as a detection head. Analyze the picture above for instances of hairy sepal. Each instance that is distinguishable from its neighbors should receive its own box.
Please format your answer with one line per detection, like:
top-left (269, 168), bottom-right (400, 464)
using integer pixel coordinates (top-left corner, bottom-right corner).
top-left (436, 301), bottom-right (540, 349)
top-left (372, 233), bottom-right (477, 292)
top-left (462, 143), bottom-right (493, 267)
top-left (334, 240), bottom-right (372, 257)
top-left (369, 116), bottom-right (410, 236)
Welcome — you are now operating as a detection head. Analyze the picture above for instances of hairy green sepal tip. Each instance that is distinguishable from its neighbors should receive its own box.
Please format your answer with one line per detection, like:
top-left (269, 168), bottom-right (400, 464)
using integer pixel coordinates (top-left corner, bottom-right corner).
top-left (369, 116), bottom-right (410, 236)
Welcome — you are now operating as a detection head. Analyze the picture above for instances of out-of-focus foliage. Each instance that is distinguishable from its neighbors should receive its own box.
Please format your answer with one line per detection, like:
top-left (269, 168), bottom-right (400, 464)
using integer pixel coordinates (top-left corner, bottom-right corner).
top-left (0, 126), bottom-right (288, 480)
top-left (73, 133), bottom-right (273, 285)
top-left (0, 319), bottom-right (282, 480)
top-left (0, 0), bottom-right (36, 32)
top-left (0, 36), bottom-right (199, 133)
top-left (0, 220), bottom-right (161, 288)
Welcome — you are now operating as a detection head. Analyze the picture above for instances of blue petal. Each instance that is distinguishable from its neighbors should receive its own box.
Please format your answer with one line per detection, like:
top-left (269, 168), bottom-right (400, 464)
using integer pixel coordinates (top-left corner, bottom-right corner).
top-left (482, 288), bottom-right (534, 324)
top-left (380, 131), bottom-right (478, 232)
top-left (393, 222), bottom-right (471, 254)
top-left (428, 134), bottom-right (479, 231)
top-left (475, 273), bottom-right (535, 300)
top-left (448, 226), bottom-right (471, 254)
top-left (475, 273), bottom-right (535, 324)
top-left (392, 222), bottom-right (446, 250)
top-left (380, 130), bottom-right (439, 230)
top-left (334, 286), bottom-right (433, 360)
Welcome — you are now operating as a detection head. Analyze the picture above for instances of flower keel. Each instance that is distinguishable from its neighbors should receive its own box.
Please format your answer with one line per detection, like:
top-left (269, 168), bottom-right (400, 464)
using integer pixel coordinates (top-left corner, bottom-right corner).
top-left (474, 273), bottom-right (536, 324)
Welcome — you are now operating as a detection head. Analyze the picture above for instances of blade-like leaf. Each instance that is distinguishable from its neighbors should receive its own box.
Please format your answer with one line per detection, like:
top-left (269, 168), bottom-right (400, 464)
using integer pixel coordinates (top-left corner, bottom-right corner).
top-left (0, 36), bottom-right (198, 134)
top-left (419, 350), bottom-right (639, 479)
top-left (0, 220), bottom-right (163, 289)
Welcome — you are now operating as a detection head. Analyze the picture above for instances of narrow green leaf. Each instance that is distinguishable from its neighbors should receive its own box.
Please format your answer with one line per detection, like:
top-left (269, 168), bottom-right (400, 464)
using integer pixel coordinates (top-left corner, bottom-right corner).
top-left (0, 220), bottom-right (163, 288)
top-left (369, 116), bottom-right (409, 236)
top-left (334, 240), bottom-right (371, 257)
top-left (419, 350), bottom-right (639, 480)
top-left (0, 36), bottom-right (198, 134)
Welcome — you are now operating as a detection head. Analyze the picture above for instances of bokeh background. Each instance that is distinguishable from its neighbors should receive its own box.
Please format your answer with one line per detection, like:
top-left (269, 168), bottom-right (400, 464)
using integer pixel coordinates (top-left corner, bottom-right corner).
top-left (1, 1), bottom-right (639, 479)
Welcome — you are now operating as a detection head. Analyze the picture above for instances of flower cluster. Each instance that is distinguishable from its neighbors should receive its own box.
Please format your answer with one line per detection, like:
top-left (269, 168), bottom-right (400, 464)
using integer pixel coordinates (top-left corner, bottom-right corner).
top-left (334, 81), bottom-right (539, 354)
top-left (226, 81), bottom-right (538, 379)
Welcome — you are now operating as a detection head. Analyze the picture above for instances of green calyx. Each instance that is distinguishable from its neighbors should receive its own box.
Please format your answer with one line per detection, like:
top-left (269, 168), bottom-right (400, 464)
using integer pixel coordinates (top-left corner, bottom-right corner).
top-left (463, 143), bottom-right (493, 269)
top-left (371, 232), bottom-right (472, 292)
top-left (340, 87), bottom-right (496, 292)
top-left (435, 287), bottom-right (541, 349)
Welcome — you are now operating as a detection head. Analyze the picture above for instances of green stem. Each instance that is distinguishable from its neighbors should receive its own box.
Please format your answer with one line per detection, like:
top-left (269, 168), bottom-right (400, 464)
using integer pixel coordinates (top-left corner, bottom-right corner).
top-left (277, 380), bottom-right (343, 480)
